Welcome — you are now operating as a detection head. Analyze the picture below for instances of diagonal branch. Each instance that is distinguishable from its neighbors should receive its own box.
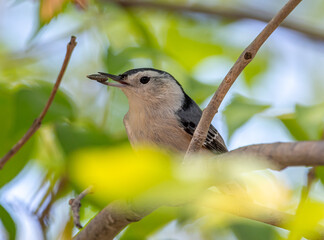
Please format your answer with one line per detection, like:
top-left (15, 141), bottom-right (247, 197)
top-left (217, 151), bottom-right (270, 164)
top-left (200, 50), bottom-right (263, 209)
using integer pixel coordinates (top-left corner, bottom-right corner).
top-left (107, 0), bottom-right (323, 42)
top-left (186, 0), bottom-right (303, 156)
top-left (0, 36), bottom-right (77, 169)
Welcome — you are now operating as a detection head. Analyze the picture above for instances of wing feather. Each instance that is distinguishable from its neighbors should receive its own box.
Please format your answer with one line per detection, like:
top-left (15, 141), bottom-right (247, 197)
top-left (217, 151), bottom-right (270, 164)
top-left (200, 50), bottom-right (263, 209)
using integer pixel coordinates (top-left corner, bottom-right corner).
top-left (176, 94), bottom-right (228, 153)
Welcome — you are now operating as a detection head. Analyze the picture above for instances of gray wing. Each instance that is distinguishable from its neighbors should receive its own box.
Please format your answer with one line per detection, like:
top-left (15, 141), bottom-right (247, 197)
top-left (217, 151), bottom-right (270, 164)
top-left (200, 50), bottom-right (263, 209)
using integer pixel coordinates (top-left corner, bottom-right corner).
top-left (176, 94), bottom-right (228, 153)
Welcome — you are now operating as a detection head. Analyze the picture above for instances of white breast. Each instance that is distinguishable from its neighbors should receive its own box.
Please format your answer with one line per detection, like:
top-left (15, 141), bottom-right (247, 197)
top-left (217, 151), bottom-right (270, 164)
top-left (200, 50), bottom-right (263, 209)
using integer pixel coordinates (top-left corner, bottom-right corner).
top-left (123, 110), bottom-right (191, 153)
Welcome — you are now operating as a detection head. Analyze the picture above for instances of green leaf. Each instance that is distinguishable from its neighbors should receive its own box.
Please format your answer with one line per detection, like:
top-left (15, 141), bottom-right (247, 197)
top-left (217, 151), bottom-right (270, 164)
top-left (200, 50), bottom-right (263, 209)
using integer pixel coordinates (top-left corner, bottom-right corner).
top-left (55, 123), bottom-right (128, 156)
top-left (277, 102), bottom-right (324, 141)
top-left (104, 47), bottom-right (165, 74)
top-left (185, 77), bottom-right (218, 105)
top-left (104, 47), bottom-right (133, 74)
top-left (295, 103), bottom-right (324, 140)
top-left (0, 85), bottom-right (35, 187)
top-left (0, 82), bottom-right (74, 187)
top-left (316, 167), bottom-right (324, 186)
top-left (164, 18), bottom-right (223, 70)
top-left (119, 207), bottom-right (177, 240)
top-left (277, 114), bottom-right (309, 141)
top-left (223, 95), bottom-right (270, 139)
top-left (13, 81), bottom-right (75, 135)
top-left (231, 220), bottom-right (280, 240)
top-left (0, 204), bottom-right (16, 240)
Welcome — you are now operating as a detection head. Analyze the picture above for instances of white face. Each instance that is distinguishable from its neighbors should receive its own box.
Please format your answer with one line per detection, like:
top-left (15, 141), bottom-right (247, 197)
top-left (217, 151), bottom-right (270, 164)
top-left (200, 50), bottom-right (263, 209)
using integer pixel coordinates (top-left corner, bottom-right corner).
top-left (119, 70), bottom-right (184, 110)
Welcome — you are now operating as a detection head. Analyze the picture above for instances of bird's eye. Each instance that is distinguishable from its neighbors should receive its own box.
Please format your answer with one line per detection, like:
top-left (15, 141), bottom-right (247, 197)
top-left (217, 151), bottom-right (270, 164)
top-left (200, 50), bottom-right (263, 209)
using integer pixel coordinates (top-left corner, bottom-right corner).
top-left (140, 76), bottom-right (150, 84)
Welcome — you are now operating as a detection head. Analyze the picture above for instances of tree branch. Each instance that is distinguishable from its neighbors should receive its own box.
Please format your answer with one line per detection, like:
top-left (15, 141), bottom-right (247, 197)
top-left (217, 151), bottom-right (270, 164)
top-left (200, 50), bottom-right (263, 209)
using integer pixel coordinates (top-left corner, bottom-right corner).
top-left (0, 36), bottom-right (77, 169)
top-left (107, 0), bottom-right (323, 42)
top-left (73, 200), bottom-right (152, 240)
top-left (228, 141), bottom-right (324, 169)
top-left (69, 187), bottom-right (93, 229)
top-left (186, 0), bottom-right (303, 155)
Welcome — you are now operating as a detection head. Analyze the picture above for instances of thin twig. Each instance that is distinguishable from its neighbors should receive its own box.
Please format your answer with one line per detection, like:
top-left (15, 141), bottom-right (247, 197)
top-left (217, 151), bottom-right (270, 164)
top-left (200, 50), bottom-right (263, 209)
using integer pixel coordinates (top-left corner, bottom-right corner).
top-left (185, 0), bottom-right (303, 156)
top-left (69, 187), bottom-right (93, 229)
top-left (107, 0), bottom-right (323, 42)
top-left (0, 36), bottom-right (77, 169)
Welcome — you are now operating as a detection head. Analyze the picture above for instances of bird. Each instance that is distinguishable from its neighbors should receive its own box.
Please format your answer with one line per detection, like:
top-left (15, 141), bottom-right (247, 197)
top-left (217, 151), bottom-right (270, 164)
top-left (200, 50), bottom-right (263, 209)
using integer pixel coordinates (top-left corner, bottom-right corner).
top-left (87, 68), bottom-right (228, 154)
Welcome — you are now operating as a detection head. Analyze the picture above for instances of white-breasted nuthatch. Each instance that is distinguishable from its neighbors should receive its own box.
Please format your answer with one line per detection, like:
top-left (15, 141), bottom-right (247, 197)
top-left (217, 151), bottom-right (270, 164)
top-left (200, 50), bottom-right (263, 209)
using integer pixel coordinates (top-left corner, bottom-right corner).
top-left (87, 68), bottom-right (228, 154)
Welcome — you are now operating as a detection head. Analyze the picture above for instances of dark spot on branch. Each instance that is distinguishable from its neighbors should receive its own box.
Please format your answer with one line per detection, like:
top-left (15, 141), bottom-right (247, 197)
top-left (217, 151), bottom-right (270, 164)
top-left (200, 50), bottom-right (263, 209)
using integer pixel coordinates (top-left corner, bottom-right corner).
top-left (244, 52), bottom-right (253, 60)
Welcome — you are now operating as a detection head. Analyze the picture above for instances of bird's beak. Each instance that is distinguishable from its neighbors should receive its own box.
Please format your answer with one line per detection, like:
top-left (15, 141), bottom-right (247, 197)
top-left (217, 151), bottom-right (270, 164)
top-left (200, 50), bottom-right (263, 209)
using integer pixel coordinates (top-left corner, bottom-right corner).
top-left (87, 72), bottom-right (129, 88)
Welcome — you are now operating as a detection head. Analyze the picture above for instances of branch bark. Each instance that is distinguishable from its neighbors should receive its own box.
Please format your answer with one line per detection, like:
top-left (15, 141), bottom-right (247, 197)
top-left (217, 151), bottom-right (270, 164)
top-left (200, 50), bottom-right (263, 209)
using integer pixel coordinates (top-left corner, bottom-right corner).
top-left (0, 36), bottom-right (77, 169)
top-left (186, 0), bottom-right (303, 156)
top-left (228, 141), bottom-right (324, 169)
top-left (69, 187), bottom-right (93, 229)
top-left (74, 140), bottom-right (324, 240)
top-left (107, 0), bottom-right (323, 42)
top-left (73, 200), bottom-right (152, 240)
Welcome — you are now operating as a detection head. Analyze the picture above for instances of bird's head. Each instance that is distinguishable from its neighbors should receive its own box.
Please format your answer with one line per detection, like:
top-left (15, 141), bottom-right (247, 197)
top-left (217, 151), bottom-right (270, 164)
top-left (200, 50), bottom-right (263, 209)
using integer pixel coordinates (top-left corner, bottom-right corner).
top-left (88, 68), bottom-right (185, 111)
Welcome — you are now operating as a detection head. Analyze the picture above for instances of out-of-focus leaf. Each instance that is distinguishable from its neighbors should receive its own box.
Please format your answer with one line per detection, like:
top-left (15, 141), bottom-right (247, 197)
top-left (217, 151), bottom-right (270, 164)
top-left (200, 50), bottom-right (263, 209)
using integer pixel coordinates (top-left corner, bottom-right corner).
top-left (223, 95), bottom-right (270, 139)
top-left (13, 82), bottom-right (75, 135)
top-left (231, 220), bottom-right (279, 240)
top-left (0, 85), bottom-right (35, 187)
top-left (164, 18), bottom-right (223, 71)
top-left (124, 9), bottom-right (158, 48)
top-left (185, 77), bottom-right (218, 105)
top-left (68, 146), bottom-right (174, 205)
top-left (277, 114), bottom-right (309, 141)
top-left (0, 139), bottom-right (35, 188)
top-left (243, 55), bottom-right (269, 87)
top-left (0, 204), bottom-right (16, 240)
top-left (120, 207), bottom-right (177, 240)
top-left (277, 102), bottom-right (324, 141)
top-left (104, 46), bottom-right (165, 74)
top-left (55, 123), bottom-right (128, 156)
top-left (105, 47), bottom-right (133, 74)
top-left (287, 200), bottom-right (324, 240)
top-left (295, 103), bottom-right (324, 140)
top-left (68, 144), bottom-right (278, 210)
top-left (39, 0), bottom-right (70, 24)
top-left (0, 47), bottom-right (43, 83)
top-left (315, 167), bottom-right (324, 186)
top-left (0, 86), bottom-right (14, 144)
top-left (0, 82), bottom-right (74, 187)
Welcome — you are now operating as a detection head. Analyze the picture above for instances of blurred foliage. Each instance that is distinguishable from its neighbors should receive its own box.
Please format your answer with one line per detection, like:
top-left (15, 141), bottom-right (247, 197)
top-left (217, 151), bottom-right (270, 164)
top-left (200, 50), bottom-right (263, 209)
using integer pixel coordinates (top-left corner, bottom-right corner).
top-left (224, 95), bottom-right (270, 140)
top-left (1, 0), bottom-right (324, 239)
top-left (119, 207), bottom-right (178, 240)
top-left (278, 103), bottom-right (324, 141)
top-left (230, 220), bottom-right (280, 240)
top-left (0, 205), bottom-right (16, 240)
top-left (287, 200), bottom-right (324, 240)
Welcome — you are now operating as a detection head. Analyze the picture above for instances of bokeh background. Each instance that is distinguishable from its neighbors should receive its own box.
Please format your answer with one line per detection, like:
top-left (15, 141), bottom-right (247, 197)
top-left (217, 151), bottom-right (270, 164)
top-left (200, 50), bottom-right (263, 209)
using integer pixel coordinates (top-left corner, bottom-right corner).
top-left (1, 0), bottom-right (324, 239)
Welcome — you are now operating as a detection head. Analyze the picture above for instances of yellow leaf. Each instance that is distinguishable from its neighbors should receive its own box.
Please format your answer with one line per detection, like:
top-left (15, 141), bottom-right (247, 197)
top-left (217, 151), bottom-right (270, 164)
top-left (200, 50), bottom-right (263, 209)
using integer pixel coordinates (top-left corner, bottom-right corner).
top-left (69, 145), bottom-right (173, 202)
top-left (287, 200), bottom-right (324, 240)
